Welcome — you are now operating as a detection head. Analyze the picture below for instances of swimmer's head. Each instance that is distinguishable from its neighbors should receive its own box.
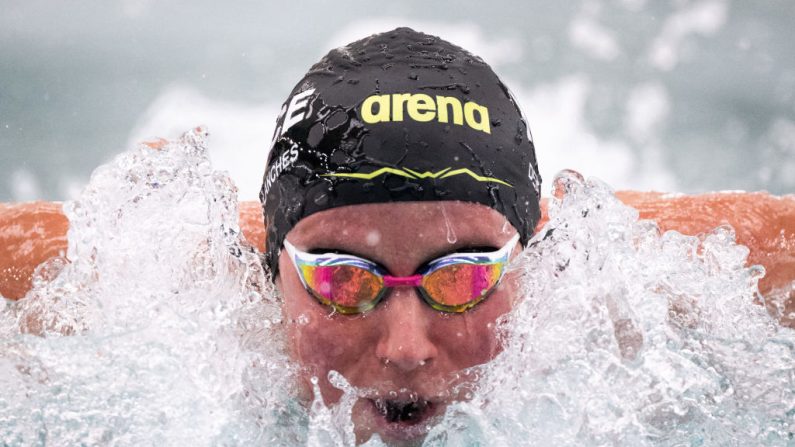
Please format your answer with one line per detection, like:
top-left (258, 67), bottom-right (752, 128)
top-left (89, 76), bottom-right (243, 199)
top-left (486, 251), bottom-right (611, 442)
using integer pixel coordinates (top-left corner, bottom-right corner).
top-left (260, 27), bottom-right (540, 444)
top-left (260, 27), bottom-right (541, 278)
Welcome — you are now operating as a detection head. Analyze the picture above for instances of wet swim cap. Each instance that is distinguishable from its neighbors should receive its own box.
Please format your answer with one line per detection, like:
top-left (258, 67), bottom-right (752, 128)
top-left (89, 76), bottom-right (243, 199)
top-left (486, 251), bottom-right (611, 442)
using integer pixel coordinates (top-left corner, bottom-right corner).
top-left (260, 27), bottom-right (541, 278)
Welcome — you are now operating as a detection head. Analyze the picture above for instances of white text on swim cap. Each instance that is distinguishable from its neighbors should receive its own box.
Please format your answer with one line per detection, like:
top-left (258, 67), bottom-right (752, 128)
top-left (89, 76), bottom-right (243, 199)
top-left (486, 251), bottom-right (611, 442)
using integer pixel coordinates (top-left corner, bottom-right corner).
top-left (262, 142), bottom-right (299, 197)
top-left (270, 88), bottom-right (316, 148)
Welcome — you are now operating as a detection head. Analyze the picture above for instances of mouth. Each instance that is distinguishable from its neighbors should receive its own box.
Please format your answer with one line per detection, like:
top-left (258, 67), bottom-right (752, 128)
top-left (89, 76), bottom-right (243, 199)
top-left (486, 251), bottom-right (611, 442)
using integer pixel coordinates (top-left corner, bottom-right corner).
top-left (363, 396), bottom-right (443, 442)
top-left (373, 398), bottom-right (435, 424)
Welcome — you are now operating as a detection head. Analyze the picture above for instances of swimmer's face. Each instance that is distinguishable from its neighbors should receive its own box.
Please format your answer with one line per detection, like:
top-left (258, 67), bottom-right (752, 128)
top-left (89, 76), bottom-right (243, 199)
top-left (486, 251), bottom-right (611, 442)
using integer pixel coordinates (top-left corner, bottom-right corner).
top-left (277, 201), bottom-right (521, 445)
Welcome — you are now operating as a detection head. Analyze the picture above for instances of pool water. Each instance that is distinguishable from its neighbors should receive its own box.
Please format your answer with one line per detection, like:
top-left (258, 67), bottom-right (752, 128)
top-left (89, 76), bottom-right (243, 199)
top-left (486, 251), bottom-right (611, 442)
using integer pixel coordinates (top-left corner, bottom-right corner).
top-left (1, 128), bottom-right (793, 446)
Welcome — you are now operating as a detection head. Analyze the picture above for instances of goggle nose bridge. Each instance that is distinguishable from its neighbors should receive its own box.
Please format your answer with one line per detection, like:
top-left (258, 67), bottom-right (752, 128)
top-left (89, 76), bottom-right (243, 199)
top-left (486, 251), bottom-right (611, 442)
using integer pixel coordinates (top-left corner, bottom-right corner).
top-left (382, 274), bottom-right (423, 288)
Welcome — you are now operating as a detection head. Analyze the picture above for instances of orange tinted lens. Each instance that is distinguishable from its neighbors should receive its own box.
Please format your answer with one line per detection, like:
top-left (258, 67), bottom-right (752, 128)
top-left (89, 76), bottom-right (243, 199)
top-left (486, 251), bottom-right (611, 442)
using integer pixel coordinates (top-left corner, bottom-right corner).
top-left (303, 264), bottom-right (384, 311)
top-left (422, 263), bottom-right (503, 309)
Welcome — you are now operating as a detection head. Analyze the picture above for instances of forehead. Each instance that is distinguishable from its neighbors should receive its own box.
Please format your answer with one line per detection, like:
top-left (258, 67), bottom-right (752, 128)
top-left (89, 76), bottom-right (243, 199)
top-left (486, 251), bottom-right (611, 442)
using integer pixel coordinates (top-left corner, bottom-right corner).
top-left (284, 201), bottom-right (516, 272)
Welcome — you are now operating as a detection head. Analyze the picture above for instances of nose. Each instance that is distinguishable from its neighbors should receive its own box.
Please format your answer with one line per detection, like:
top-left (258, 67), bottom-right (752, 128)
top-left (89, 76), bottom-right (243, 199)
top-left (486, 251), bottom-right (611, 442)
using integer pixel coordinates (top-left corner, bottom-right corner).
top-left (374, 286), bottom-right (439, 372)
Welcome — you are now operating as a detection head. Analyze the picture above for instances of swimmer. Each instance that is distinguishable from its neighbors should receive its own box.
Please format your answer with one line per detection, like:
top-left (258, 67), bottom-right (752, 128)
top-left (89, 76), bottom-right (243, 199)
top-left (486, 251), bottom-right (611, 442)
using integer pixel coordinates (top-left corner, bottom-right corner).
top-left (1, 28), bottom-right (794, 445)
top-left (258, 28), bottom-right (546, 443)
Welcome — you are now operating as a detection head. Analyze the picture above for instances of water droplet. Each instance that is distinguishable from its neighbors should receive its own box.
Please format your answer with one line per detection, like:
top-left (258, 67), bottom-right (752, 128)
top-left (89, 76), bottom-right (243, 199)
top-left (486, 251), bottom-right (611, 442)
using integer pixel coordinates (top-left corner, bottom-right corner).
top-left (366, 230), bottom-right (381, 246)
top-left (551, 169), bottom-right (585, 200)
top-left (433, 187), bottom-right (450, 197)
top-left (440, 203), bottom-right (457, 244)
top-left (313, 193), bottom-right (329, 206)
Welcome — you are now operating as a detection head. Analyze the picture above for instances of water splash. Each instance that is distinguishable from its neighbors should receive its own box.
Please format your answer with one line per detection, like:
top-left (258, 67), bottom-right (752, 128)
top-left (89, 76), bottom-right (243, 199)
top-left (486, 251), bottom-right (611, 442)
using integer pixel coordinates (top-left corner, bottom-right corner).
top-left (0, 128), bottom-right (294, 445)
top-left (429, 172), bottom-right (795, 446)
top-left (306, 372), bottom-right (357, 446)
top-left (1, 130), bottom-right (793, 446)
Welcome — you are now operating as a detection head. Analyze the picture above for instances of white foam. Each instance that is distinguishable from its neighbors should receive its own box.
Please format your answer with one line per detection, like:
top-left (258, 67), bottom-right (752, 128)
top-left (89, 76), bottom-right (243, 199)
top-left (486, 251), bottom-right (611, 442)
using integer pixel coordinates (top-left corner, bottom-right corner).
top-left (127, 85), bottom-right (279, 200)
top-left (649, 0), bottom-right (729, 71)
top-left (9, 168), bottom-right (42, 202)
top-left (625, 82), bottom-right (671, 143)
top-left (511, 75), bottom-right (677, 192)
top-left (758, 118), bottom-right (795, 189)
top-left (568, 1), bottom-right (622, 61)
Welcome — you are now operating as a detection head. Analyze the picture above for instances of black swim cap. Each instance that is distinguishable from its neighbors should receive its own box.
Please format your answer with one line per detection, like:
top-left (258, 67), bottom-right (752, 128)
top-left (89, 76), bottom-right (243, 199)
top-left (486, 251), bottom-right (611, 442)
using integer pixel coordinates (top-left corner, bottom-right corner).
top-left (260, 27), bottom-right (541, 278)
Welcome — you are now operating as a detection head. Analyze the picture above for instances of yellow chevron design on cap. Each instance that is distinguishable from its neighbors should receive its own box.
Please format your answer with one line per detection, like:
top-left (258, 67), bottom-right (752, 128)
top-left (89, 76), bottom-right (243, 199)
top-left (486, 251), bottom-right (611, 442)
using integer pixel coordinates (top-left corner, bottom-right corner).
top-left (440, 168), bottom-right (512, 187)
top-left (323, 166), bottom-right (512, 187)
top-left (322, 167), bottom-right (416, 180)
top-left (403, 167), bottom-right (451, 178)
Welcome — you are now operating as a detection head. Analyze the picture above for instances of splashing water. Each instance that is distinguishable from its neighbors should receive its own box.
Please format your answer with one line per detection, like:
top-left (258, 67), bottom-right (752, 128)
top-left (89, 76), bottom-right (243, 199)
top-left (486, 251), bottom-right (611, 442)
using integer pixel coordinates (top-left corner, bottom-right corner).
top-left (0, 128), bottom-right (297, 445)
top-left (425, 172), bottom-right (795, 446)
top-left (2, 129), bottom-right (794, 446)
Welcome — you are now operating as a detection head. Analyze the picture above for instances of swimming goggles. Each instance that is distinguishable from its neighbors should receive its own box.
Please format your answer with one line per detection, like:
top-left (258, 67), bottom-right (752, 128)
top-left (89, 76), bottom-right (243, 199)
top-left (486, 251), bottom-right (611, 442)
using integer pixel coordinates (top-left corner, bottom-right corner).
top-left (282, 234), bottom-right (519, 314)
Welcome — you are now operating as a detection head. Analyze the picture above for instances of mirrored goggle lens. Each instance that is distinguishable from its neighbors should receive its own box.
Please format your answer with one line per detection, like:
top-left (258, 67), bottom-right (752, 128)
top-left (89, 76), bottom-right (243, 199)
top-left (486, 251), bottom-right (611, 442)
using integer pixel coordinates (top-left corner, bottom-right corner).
top-left (421, 263), bottom-right (504, 311)
top-left (300, 264), bottom-right (384, 313)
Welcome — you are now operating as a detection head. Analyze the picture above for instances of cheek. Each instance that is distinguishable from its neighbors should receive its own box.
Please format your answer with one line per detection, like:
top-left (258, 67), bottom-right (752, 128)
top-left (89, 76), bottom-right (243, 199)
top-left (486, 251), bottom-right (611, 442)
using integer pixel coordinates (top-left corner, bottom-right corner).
top-left (286, 315), bottom-right (365, 372)
top-left (442, 281), bottom-right (516, 366)
top-left (280, 277), bottom-right (375, 381)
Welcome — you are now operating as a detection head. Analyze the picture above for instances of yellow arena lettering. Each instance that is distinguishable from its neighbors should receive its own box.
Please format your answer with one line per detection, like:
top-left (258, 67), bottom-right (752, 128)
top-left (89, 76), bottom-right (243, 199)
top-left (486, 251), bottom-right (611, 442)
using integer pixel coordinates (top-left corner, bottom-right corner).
top-left (391, 93), bottom-right (412, 122)
top-left (436, 95), bottom-right (463, 125)
top-left (407, 94), bottom-right (436, 122)
top-left (359, 93), bottom-right (491, 134)
top-left (362, 94), bottom-right (390, 123)
top-left (464, 102), bottom-right (490, 134)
